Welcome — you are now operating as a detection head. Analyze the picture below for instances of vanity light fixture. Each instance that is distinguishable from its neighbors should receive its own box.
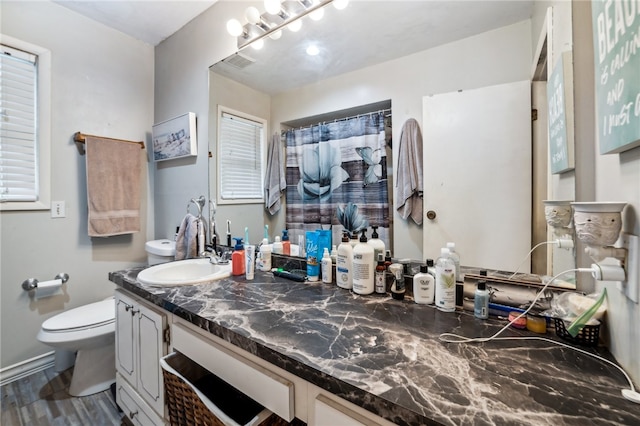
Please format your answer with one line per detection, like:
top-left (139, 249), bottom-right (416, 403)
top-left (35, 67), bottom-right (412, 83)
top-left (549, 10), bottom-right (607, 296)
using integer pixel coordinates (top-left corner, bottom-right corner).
top-left (227, 0), bottom-right (347, 51)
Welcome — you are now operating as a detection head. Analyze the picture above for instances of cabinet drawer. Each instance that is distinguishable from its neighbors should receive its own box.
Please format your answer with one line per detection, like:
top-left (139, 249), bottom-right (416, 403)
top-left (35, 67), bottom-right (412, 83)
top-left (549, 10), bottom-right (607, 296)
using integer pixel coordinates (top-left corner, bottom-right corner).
top-left (313, 394), bottom-right (377, 426)
top-left (116, 374), bottom-right (164, 426)
top-left (171, 323), bottom-right (294, 422)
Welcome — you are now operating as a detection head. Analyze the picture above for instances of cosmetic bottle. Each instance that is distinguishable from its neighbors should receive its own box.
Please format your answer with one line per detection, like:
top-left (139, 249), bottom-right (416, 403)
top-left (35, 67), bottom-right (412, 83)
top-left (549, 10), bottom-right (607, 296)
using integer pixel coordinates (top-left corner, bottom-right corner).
top-left (258, 238), bottom-right (271, 272)
top-left (352, 230), bottom-right (374, 295)
top-left (368, 225), bottom-right (386, 262)
top-left (231, 238), bottom-right (245, 276)
top-left (272, 236), bottom-right (283, 254)
top-left (474, 280), bottom-right (489, 319)
top-left (389, 263), bottom-right (405, 300)
top-left (282, 230), bottom-right (291, 255)
top-left (446, 242), bottom-right (462, 282)
top-left (321, 248), bottom-right (333, 284)
top-left (413, 265), bottom-right (434, 304)
top-left (330, 245), bottom-right (338, 263)
top-left (336, 232), bottom-right (353, 289)
top-left (374, 253), bottom-right (386, 294)
top-left (435, 248), bottom-right (455, 312)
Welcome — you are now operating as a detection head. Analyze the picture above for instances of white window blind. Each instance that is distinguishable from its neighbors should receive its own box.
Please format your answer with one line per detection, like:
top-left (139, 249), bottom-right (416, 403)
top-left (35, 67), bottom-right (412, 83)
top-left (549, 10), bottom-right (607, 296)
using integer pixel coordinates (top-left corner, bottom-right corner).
top-left (218, 111), bottom-right (265, 202)
top-left (0, 44), bottom-right (38, 202)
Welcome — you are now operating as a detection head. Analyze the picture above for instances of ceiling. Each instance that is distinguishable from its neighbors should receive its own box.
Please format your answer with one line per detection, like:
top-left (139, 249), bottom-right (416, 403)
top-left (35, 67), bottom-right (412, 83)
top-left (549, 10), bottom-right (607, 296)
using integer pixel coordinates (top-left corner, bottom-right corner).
top-left (54, 1), bottom-right (534, 94)
top-left (53, 0), bottom-right (219, 46)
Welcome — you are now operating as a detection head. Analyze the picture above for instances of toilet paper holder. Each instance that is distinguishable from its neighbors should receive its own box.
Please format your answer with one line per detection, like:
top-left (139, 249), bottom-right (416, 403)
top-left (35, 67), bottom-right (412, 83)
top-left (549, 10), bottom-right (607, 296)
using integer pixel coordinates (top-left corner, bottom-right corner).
top-left (22, 273), bottom-right (69, 291)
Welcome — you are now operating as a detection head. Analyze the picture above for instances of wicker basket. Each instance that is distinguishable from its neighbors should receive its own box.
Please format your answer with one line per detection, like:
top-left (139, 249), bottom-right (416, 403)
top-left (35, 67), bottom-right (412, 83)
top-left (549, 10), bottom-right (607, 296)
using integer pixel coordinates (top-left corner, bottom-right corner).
top-left (553, 318), bottom-right (600, 347)
top-left (161, 352), bottom-right (289, 426)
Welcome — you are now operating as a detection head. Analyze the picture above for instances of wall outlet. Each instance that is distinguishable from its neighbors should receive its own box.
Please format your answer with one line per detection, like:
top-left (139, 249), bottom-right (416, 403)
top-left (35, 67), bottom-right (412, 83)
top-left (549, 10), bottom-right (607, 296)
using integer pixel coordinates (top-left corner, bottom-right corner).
top-left (617, 233), bottom-right (639, 303)
top-left (51, 201), bottom-right (66, 218)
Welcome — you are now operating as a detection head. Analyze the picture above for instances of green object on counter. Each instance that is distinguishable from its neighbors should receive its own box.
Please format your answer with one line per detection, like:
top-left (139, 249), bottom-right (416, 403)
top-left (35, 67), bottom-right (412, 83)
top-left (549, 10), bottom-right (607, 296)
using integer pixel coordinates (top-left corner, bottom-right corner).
top-left (567, 288), bottom-right (607, 337)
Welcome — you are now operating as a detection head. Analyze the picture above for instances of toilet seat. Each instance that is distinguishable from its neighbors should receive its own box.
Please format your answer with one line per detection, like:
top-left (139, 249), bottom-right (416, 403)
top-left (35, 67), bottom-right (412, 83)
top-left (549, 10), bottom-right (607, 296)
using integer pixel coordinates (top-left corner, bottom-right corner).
top-left (42, 298), bottom-right (114, 332)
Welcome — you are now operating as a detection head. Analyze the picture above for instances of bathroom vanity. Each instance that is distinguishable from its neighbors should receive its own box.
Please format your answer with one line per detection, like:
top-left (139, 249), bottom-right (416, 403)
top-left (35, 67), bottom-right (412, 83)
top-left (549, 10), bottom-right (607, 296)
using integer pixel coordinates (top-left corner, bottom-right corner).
top-left (109, 267), bottom-right (640, 425)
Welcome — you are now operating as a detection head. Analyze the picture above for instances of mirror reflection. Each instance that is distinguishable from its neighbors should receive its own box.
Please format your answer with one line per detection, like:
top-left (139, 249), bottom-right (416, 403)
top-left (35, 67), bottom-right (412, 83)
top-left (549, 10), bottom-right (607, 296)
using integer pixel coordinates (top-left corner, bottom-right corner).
top-left (208, 0), bottom-right (576, 279)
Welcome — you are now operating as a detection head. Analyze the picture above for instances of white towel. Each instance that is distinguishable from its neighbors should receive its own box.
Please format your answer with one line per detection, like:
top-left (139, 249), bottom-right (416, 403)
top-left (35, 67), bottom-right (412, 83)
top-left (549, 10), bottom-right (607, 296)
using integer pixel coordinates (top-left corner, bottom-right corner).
top-left (175, 214), bottom-right (199, 260)
top-left (395, 118), bottom-right (424, 225)
top-left (85, 136), bottom-right (142, 237)
top-left (264, 133), bottom-right (286, 215)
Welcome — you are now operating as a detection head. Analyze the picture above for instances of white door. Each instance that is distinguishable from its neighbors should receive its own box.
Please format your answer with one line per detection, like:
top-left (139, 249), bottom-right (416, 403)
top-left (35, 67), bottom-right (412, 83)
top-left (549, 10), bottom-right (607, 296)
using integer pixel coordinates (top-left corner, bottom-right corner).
top-left (422, 81), bottom-right (531, 272)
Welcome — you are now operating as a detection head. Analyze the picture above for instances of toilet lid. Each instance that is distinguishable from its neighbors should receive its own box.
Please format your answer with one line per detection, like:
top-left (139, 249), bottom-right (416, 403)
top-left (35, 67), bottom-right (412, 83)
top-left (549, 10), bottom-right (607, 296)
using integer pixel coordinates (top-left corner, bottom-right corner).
top-left (42, 298), bottom-right (114, 331)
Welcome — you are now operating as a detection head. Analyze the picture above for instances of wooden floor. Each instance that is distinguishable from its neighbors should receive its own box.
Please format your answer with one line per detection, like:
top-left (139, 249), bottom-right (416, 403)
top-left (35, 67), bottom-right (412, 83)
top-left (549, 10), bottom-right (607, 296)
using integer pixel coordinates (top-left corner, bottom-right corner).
top-left (0, 367), bottom-right (122, 425)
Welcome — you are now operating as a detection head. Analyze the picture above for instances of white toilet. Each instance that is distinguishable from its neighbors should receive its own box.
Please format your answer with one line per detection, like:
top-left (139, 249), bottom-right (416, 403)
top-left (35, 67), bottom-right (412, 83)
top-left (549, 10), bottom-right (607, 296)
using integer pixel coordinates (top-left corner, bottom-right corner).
top-left (145, 239), bottom-right (176, 265)
top-left (37, 297), bottom-right (115, 397)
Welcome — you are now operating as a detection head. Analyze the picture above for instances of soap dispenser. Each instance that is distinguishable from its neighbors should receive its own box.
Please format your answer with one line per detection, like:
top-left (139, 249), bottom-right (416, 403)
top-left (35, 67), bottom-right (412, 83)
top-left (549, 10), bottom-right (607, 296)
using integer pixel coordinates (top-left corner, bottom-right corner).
top-left (281, 230), bottom-right (291, 255)
top-left (231, 238), bottom-right (246, 276)
top-left (367, 225), bottom-right (386, 261)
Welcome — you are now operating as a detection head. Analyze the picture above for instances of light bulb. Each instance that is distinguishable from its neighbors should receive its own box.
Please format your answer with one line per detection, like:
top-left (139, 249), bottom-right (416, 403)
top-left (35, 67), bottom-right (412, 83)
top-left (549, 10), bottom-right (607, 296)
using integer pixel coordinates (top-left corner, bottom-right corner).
top-left (226, 19), bottom-right (244, 37)
top-left (333, 0), bottom-right (349, 10)
top-left (310, 7), bottom-right (324, 21)
top-left (288, 19), bottom-right (302, 32)
top-left (264, 0), bottom-right (281, 15)
top-left (245, 7), bottom-right (261, 25)
top-left (306, 45), bottom-right (319, 56)
top-left (251, 39), bottom-right (264, 50)
top-left (269, 29), bottom-right (282, 40)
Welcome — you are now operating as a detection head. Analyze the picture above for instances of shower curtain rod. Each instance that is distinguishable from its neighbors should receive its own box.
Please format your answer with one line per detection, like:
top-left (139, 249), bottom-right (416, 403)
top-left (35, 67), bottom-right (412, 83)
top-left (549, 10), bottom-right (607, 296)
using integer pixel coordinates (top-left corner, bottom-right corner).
top-left (285, 108), bottom-right (392, 132)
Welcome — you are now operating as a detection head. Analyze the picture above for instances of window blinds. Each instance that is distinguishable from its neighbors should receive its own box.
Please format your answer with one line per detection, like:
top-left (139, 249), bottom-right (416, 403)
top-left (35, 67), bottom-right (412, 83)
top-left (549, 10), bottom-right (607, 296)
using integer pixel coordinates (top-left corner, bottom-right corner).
top-left (219, 112), bottom-right (264, 200)
top-left (0, 44), bottom-right (38, 202)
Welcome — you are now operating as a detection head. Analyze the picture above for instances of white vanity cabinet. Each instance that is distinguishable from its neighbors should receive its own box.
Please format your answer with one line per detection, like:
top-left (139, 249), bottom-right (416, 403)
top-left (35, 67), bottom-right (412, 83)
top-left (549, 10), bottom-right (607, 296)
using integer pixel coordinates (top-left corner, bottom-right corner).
top-left (115, 289), bottom-right (169, 425)
top-left (170, 316), bottom-right (394, 426)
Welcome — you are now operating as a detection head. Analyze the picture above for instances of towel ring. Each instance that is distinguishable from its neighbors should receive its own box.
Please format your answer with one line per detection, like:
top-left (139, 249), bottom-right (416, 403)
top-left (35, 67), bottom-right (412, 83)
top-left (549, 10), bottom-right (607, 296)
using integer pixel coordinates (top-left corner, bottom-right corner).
top-left (187, 195), bottom-right (205, 219)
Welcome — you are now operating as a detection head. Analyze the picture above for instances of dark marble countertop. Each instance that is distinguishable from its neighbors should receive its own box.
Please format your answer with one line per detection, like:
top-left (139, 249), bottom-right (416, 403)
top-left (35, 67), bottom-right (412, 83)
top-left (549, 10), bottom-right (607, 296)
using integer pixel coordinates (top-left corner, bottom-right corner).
top-left (109, 267), bottom-right (640, 426)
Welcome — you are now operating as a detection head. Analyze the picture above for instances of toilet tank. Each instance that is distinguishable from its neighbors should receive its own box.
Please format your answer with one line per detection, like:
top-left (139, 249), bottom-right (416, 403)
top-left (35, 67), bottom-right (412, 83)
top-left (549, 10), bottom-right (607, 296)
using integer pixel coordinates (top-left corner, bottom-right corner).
top-left (145, 239), bottom-right (176, 265)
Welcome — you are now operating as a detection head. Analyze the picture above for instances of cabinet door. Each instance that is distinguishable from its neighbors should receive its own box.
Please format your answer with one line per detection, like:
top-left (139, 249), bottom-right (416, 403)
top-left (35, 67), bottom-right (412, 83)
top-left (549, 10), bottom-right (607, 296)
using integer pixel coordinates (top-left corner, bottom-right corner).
top-left (115, 291), bottom-right (136, 385)
top-left (137, 302), bottom-right (167, 417)
top-left (313, 394), bottom-right (376, 426)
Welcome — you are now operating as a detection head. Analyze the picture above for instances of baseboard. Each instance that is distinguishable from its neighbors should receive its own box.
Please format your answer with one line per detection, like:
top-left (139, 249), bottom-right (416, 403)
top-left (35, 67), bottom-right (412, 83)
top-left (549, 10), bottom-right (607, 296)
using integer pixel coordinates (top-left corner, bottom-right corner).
top-left (0, 351), bottom-right (55, 386)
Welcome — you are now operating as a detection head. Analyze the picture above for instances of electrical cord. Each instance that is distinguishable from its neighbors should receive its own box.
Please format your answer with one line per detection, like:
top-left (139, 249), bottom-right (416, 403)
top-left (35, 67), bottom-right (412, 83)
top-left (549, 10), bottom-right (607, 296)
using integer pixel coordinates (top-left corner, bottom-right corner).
top-left (439, 267), bottom-right (640, 404)
top-left (507, 240), bottom-right (572, 280)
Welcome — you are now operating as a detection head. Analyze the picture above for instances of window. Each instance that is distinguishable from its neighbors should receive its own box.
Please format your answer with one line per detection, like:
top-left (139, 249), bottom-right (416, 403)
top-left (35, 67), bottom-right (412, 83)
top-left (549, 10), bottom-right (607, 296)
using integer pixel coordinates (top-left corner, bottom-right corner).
top-left (0, 36), bottom-right (51, 211)
top-left (216, 106), bottom-right (266, 204)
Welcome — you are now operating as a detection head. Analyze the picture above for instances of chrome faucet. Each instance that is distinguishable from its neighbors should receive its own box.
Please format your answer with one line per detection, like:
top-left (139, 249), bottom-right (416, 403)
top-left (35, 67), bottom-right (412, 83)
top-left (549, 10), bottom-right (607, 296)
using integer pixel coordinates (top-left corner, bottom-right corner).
top-left (200, 249), bottom-right (231, 265)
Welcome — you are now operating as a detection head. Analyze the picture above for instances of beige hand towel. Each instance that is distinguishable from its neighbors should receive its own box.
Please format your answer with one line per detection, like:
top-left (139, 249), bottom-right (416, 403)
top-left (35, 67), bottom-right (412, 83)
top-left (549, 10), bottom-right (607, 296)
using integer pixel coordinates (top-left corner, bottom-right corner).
top-left (85, 136), bottom-right (142, 237)
top-left (396, 118), bottom-right (424, 225)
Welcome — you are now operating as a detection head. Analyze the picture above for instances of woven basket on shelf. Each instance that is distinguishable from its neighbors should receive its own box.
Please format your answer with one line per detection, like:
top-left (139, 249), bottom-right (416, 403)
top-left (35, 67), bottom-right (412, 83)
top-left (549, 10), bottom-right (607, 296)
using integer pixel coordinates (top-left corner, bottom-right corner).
top-left (161, 352), bottom-right (290, 426)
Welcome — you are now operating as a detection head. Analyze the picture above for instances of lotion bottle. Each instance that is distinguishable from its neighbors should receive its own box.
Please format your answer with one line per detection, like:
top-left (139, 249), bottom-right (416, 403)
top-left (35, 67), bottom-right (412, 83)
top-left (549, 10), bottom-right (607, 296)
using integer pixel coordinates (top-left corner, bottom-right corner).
top-left (446, 242), bottom-right (462, 282)
top-left (352, 230), bottom-right (374, 295)
top-left (435, 248), bottom-right (455, 312)
top-left (367, 226), bottom-right (386, 262)
top-left (413, 265), bottom-right (434, 304)
top-left (258, 238), bottom-right (271, 272)
top-left (336, 232), bottom-right (353, 289)
top-left (321, 248), bottom-right (333, 284)
top-left (375, 253), bottom-right (386, 294)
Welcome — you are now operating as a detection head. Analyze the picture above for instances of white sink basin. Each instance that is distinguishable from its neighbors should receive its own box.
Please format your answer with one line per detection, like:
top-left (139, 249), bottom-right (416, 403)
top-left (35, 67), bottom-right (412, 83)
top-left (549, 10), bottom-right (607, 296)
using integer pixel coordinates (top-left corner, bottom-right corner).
top-left (137, 258), bottom-right (232, 287)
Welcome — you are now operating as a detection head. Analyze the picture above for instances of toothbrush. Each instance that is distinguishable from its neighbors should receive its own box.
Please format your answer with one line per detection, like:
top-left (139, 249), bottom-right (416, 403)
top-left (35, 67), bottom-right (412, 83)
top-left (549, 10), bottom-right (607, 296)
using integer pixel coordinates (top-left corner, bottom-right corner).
top-left (264, 225), bottom-right (269, 242)
top-left (226, 220), bottom-right (231, 247)
top-left (245, 226), bottom-right (249, 246)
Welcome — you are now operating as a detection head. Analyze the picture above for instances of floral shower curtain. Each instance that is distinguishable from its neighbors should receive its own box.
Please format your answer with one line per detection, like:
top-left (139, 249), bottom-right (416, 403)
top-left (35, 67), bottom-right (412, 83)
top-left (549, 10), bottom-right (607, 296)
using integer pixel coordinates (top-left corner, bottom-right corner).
top-left (285, 112), bottom-right (390, 248)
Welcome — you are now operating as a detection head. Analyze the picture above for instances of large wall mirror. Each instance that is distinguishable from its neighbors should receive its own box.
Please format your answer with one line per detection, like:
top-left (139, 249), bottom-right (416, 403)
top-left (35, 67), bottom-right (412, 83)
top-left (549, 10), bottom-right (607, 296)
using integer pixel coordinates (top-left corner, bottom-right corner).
top-left (208, 0), bottom-right (576, 280)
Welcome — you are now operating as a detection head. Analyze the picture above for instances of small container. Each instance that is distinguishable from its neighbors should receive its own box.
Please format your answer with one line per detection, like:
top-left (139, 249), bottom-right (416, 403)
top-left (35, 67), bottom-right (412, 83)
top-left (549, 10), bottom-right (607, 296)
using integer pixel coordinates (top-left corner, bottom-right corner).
top-left (526, 315), bottom-right (546, 334)
top-left (272, 236), bottom-right (283, 254)
top-left (375, 253), bottom-right (386, 294)
top-left (321, 248), bottom-right (333, 284)
top-left (508, 311), bottom-right (527, 329)
top-left (413, 265), bottom-right (434, 304)
top-left (281, 230), bottom-right (291, 255)
top-left (245, 244), bottom-right (255, 280)
top-left (231, 238), bottom-right (245, 276)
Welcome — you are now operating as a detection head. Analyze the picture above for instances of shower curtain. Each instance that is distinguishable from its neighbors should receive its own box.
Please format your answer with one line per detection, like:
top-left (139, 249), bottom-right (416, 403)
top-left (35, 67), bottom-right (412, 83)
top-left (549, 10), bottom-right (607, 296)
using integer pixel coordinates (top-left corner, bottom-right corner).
top-left (285, 112), bottom-right (390, 248)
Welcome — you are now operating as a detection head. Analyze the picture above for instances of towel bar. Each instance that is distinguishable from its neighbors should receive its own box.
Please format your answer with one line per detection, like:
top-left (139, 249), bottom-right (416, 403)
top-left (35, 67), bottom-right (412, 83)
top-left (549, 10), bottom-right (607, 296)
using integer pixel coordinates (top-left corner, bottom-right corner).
top-left (22, 273), bottom-right (69, 291)
top-left (74, 132), bottom-right (145, 149)
top-left (187, 196), bottom-right (206, 219)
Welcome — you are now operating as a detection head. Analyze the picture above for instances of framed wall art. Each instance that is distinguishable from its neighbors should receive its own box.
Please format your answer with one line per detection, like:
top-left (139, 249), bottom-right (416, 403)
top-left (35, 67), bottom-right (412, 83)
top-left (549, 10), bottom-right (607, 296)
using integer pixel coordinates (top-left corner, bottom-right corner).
top-left (152, 112), bottom-right (197, 161)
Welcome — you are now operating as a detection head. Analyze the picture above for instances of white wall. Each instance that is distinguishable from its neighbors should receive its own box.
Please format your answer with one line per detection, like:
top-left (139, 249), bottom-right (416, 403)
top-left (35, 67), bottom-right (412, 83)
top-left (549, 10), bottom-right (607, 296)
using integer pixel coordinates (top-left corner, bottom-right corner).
top-left (271, 21), bottom-right (532, 259)
top-left (0, 1), bottom-right (154, 370)
top-left (572, 0), bottom-right (640, 387)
